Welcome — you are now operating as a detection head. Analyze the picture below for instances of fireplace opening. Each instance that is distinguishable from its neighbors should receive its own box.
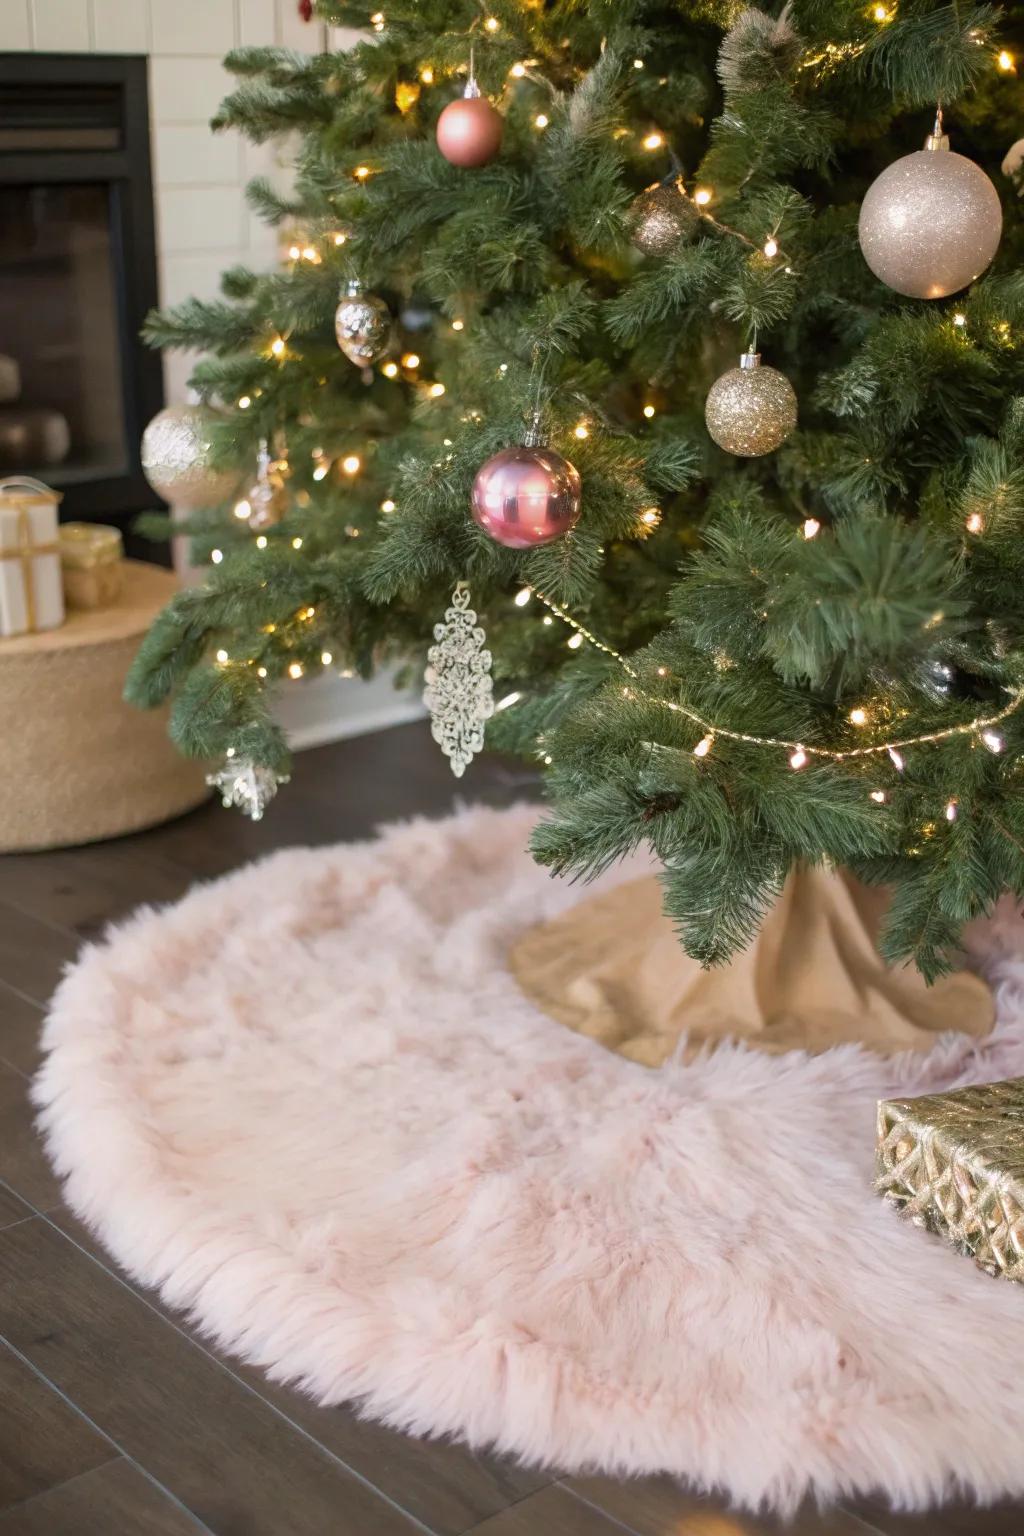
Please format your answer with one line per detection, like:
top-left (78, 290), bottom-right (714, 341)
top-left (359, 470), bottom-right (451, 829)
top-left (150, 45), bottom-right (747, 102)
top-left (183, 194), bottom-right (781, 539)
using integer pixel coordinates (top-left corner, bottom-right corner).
top-left (0, 54), bottom-right (167, 562)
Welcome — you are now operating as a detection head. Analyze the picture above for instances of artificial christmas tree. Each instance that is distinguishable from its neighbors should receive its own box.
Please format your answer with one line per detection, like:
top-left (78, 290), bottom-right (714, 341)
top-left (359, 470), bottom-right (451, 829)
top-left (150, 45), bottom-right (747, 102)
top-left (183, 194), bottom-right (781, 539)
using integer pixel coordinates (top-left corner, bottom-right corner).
top-left (128, 0), bottom-right (1024, 982)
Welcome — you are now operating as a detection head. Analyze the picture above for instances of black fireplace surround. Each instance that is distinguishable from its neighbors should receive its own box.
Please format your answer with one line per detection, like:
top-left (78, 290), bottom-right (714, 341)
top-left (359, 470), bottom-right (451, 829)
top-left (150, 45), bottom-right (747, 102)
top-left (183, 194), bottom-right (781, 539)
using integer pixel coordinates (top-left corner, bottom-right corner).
top-left (0, 53), bottom-right (166, 559)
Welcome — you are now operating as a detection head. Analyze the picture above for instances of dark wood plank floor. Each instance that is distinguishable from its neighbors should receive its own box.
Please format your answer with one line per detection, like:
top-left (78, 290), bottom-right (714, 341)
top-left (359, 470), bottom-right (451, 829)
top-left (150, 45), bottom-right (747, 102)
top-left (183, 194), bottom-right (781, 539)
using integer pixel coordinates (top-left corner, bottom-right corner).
top-left (1, 720), bottom-right (1020, 1536)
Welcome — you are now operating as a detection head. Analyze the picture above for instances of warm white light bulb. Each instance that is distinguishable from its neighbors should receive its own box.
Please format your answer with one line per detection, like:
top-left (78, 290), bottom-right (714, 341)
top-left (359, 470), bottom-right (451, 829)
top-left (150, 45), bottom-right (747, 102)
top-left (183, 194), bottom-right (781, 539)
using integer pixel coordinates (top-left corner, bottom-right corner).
top-left (216, 648), bottom-right (229, 663)
top-left (789, 746), bottom-right (808, 770)
top-left (233, 500), bottom-right (251, 520)
top-left (534, 113), bottom-right (549, 129)
top-left (342, 454), bottom-right (361, 475)
top-left (380, 498), bottom-right (396, 513)
top-left (870, 789), bottom-right (886, 804)
top-left (802, 518), bottom-right (821, 540)
top-left (288, 662), bottom-right (303, 679)
top-left (567, 633), bottom-right (584, 650)
top-left (888, 746), bottom-right (905, 771)
top-left (693, 735), bottom-right (714, 758)
top-left (238, 395), bottom-right (251, 410)
top-left (429, 382), bottom-right (446, 397)
top-left (642, 403), bottom-right (656, 418)
top-left (574, 422), bottom-right (589, 439)
top-left (642, 131), bottom-right (663, 150)
top-left (256, 535), bottom-right (268, 549)
top-left (496, 691), bottom-right (521, 711)
top-left (945, 799), bottom-right (959, 821)
top-left (514, 588), bottom-right (532, 607)
top-left (321, 651), bottom-right (333, 666)
top-left (763, 237), bottom-right (779, 259)
top-left (849, 707), bottom-right (868, 726)
top-left (694, 187), bottom-right (712, 206)
top-left (965, 512), bottom-right (984, 534)
top-left (211, 548), bottom-right (224, 564)
top-left (982, 729), bottom-right (1005, 753)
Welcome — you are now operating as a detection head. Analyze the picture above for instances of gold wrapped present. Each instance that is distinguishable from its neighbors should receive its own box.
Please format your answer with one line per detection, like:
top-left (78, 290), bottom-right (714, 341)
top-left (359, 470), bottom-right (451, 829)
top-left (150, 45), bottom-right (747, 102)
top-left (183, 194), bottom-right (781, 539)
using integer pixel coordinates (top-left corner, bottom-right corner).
top-left (59, 521), bottom-right (125, 610)
top-left (877, 1078), bottom-right (1024, 1281)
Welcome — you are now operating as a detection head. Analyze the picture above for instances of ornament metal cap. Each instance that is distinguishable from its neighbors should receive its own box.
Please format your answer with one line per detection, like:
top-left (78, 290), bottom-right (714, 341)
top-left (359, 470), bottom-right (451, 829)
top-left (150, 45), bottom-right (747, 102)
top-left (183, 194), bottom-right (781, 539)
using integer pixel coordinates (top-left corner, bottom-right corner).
top-left (522, 409), bottom-right (545, 448)
top-left (739, 351), bottom-right (761, 371)
top-left (343, 278), bottom-right (362, 298)
top-left (925, 109), bottom-right (950, 154)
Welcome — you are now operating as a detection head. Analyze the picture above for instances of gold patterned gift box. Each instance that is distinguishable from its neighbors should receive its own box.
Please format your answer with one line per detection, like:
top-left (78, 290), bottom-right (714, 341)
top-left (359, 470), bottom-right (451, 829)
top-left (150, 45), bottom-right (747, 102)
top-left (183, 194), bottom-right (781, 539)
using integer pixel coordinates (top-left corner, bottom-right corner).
top-left (877, 1078), bottom-right (1024, 1281)
top-left (0, 476), bottom-right (65, 637)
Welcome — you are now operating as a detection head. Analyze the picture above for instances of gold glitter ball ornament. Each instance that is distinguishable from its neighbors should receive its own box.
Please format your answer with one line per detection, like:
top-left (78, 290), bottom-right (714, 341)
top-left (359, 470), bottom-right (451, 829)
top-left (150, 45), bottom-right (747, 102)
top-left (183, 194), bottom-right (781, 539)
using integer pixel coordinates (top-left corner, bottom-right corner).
top-left (858, 121), bottom-right (1002, 299)
top-left (141, 403), bottom-right (238, 509)
top-left (334, 281), bottom-right (392, 367)
top-left (704, 353), bottom-right (797, 457)
top-left (627, 181), bottom-right (699, 256)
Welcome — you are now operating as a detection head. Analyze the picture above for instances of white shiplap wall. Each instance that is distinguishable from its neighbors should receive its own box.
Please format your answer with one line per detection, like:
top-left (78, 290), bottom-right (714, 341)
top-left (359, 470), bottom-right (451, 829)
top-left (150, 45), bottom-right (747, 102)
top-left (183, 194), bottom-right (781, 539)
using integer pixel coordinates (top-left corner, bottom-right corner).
top-left (0, 0), bottom-right (424, 744)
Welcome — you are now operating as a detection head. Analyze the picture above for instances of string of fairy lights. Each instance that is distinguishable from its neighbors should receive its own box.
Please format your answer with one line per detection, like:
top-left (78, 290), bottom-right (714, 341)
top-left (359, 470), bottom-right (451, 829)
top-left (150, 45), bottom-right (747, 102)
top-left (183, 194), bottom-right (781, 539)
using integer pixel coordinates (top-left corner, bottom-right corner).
top-left (516, 583), bottom-right (1024, 824)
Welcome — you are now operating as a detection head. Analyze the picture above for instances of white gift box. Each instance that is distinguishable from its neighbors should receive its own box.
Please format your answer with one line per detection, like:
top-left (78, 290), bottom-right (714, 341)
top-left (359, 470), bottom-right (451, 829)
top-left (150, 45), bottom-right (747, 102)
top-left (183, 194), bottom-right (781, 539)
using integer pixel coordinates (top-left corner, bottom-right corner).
top-left (0, 477), bottom-right (65, 638)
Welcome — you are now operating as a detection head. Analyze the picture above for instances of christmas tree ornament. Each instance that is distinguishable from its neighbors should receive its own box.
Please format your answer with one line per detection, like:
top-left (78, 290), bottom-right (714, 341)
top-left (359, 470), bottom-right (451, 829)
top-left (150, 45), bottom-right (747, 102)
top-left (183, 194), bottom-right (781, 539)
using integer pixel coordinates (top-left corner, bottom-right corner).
top-left (423, 582), bottom-right (494, 777)
top-left (245, 438), bottom-right (289, 531)
top-left (704, 352), bottom-right (797, 457)
top-left (858, 113), bottom-right (1003, 299)
top-left (471, 419), bottom-right (582, 548)
top-left (1002, 137), bottom-right (1024, 193)
top-left (627, 181), bottom-right (699, 255)
top-left (206, 756), bottom-right (289, 821)
top-left (334, 281), bottom-right (392, 367)
top-left (436, 73), bottom-right (503, 168)
top-left (140, 403), bottom-right (238, 509)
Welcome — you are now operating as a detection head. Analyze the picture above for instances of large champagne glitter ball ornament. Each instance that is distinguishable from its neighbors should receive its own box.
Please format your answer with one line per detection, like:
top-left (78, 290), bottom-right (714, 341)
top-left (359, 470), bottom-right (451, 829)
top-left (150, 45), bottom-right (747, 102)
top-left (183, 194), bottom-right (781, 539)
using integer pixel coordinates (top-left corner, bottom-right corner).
top-left (471, 430), bottom-right (581, 549)
top-left (141, 403), bottom-right (237, 508)
top-left (705, 352), bottom-right (797, 457)
top-left (858, 117), bottom-right (1002, 299)
top-left (627, 181), bottom-right (699, 256)
top-left (334, 281), bottom-right (392, 367)
top-left (436, 79), bottom-right (503, 168)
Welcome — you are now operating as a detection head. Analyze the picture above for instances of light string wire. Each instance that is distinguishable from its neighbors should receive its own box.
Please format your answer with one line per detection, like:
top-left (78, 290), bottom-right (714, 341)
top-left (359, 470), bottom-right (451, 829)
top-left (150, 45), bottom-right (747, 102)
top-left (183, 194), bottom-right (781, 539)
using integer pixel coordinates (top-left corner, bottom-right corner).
top-left (528, 587), bottom-right (1024, 762)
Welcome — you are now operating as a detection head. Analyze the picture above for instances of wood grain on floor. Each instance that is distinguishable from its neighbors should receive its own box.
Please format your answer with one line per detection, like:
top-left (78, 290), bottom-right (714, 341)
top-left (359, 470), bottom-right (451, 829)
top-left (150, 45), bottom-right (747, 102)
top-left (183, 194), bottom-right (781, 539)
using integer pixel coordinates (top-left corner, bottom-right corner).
top-left (0, 720), bottom-right (1018, 1536)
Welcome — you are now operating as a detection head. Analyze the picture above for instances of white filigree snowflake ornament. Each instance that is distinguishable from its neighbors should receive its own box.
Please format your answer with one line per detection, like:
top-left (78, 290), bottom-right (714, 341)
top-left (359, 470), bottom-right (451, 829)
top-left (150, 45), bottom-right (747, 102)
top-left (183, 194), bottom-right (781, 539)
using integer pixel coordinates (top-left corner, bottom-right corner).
top-left (423, 582), bottom-right (494, 777)
top-left (206, 756), bottom-right (289, 821)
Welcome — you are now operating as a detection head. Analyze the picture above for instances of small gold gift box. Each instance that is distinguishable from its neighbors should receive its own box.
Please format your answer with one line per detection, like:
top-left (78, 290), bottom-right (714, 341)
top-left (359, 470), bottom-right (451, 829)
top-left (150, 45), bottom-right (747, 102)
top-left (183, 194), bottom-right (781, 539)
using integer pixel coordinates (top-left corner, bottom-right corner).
top-left (59, 521), bottom-right (125, 611)
top-left (877, 1078), bottom-right (1024, 1281)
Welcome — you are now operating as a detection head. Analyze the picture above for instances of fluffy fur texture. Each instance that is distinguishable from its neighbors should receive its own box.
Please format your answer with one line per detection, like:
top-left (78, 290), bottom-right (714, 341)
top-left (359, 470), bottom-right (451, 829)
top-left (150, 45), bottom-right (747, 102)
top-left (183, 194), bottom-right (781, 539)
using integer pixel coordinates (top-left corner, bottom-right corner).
top-left (33, 805), bottom-right (1024, 1515)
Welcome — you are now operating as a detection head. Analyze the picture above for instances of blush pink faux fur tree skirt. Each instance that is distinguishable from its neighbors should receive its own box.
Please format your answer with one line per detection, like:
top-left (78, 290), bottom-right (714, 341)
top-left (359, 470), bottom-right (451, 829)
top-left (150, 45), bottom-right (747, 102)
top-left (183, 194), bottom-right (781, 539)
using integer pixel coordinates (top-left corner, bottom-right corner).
top-left (33, 805), bottom-right (1024, 1515)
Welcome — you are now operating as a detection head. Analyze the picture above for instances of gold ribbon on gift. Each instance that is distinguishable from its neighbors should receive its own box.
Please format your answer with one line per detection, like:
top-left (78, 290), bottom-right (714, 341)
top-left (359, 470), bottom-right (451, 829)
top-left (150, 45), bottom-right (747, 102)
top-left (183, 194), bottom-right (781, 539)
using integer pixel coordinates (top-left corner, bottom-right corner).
top-left (0, 476), bottom-right (61, 635)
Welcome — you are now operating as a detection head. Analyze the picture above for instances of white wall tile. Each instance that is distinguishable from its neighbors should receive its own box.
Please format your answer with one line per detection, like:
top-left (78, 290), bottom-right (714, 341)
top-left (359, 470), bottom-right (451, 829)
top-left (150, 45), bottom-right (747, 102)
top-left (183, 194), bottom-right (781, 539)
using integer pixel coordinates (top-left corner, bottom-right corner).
top-left (276, 0), bottom-right (320, 52)
top-left (155, 123), bottom-right (242, 185)
top-left (246, 211), bottom-right (280, 262)
top-left (31, 0), bottom-right (91, 49)
top-left (239, 0), bottom-right (275, 47)
top-left (91, 0), bottom-right (150, 52)
top-left (328, 27), bottom-right (363, 52)
top-left (0, 1), bottom-right (32, 47)
top-left (161, 251), bottom-right (242, 307)
top-left (151, 0), bottom-right (235, 57)
top-left (157, 185), bottom-right (246, 253)
top-left (149, 56), bottom-right (232, 122)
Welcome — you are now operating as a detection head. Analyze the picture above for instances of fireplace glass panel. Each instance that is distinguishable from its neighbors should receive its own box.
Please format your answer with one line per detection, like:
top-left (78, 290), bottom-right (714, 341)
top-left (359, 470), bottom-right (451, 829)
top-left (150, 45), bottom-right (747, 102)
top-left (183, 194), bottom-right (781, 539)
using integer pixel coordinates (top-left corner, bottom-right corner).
top-left (0, 182), bottom-right (128, 485)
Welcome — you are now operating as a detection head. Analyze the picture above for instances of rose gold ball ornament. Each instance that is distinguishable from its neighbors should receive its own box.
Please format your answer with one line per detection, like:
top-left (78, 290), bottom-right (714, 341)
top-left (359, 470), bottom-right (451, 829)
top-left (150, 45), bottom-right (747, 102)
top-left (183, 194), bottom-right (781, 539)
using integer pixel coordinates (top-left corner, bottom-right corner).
top-left (141, 403), bottom-right (238, 509)
top-left (334, 280), bottom-right (392, 367)
top-left (858, 114), bottom-right (1002, 299)
top-left (705, 352), bottom-right (797, 457)
top-left (471, 424), bottom-right (582, 549)
top-left (436, 76), bottom-right (503, 169)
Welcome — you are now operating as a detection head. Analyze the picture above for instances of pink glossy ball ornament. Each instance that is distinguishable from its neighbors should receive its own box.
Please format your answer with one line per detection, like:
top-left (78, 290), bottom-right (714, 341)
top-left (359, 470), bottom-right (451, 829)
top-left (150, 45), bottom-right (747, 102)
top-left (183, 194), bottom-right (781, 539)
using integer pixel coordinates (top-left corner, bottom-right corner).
top-left (436, 80), bottom-right (503, 168)
top-left (471, 430), bottom-right (582, 549)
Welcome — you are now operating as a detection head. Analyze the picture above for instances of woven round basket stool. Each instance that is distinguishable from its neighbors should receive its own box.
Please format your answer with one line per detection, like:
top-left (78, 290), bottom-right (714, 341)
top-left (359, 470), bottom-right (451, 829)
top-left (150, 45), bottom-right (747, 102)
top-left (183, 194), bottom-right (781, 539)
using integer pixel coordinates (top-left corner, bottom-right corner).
top-left (0, 560), bottom-right (208, 852)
